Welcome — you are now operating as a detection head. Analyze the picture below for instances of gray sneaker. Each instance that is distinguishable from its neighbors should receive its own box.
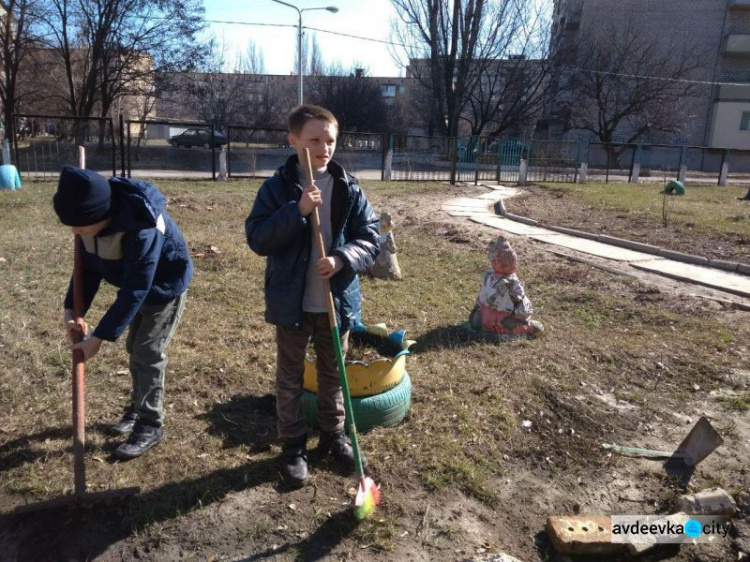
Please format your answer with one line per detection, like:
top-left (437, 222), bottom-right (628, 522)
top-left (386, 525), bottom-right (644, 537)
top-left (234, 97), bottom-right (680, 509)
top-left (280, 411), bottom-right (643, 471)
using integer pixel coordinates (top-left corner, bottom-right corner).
top-left (115, 422), bottom-right (163, 460)
top-left (108, 406), bottom-right (138, 435)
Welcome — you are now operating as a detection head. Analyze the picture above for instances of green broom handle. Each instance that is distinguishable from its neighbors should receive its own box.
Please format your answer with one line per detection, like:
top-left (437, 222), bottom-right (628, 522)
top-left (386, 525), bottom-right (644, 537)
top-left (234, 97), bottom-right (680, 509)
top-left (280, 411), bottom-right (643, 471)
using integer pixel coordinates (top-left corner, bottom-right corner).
top-left (301, 149), bottom-right (366, 479)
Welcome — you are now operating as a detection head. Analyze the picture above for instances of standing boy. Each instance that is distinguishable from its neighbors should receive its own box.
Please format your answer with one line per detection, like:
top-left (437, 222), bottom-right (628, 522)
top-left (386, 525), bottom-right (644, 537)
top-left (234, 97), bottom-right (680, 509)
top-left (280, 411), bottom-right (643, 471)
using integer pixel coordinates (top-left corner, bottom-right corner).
top-left (53, 166), bottom-right (193, 460)
top-left (245, 105), bottom-right (379, 486)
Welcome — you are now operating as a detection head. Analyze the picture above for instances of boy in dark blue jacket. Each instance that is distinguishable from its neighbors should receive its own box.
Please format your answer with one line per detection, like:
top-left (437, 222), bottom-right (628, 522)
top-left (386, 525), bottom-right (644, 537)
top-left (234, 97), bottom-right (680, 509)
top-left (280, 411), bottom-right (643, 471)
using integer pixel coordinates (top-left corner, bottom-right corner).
top-left (53, 166), bottom-right (193, 459)
top-left (245, 105), bottom-right (379, 486)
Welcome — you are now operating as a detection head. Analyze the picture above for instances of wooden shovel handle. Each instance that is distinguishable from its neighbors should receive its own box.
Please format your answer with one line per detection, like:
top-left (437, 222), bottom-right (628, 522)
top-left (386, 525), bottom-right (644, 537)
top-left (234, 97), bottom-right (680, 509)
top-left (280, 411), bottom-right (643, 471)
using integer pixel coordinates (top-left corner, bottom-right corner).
top-left (300, 148), bottom-right (338, 329)
top-left (72, 235), bottom-right (86, 497)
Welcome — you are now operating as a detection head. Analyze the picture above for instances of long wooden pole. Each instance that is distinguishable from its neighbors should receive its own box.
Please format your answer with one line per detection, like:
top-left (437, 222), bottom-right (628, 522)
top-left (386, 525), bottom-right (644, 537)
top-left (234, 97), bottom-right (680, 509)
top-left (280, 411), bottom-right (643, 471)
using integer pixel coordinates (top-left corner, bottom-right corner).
top-left (299, 148), bottom-right (366, 479)
top-left (72, 235), bottom-right (86, 498)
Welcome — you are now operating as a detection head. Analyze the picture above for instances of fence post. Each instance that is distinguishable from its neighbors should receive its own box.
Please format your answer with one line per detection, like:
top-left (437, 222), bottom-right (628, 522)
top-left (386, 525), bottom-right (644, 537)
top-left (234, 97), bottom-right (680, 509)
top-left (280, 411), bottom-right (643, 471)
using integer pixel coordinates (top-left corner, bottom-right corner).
top-left (519, 159), bottom-right (528, 185)
top-left (473, 136), bottom-right (481, 185)
top-left (118, 115), bottom-right (125, 176)
top-left (126, 122), bottom-right (132, 178)
top-left (109, 119), bottom-right (116, 177)
top-left (211, 124), bottom-right (216, 181)
top-left (718, 149), bottom-right (729, 186)
top-left (495, 139), bottom-right (502, 183)
top-left (578, 142), bottom-right (589, 184)
top-left (630, 144), bottom-right (642, 184)
top-left (677, 145), bottom-right (688, 182)
top-left (226, 126), bottom-right (232, 178)
top-left (11, 114), bottom-right (20, 174)
top-left (77, 145), bottom-right (85, 169)
top-left (380, 133), bottom-right (388, 181)
top-left (449, 137), bottom-right (458, 185)
top-left (218, 147), bottom-right (228, 181)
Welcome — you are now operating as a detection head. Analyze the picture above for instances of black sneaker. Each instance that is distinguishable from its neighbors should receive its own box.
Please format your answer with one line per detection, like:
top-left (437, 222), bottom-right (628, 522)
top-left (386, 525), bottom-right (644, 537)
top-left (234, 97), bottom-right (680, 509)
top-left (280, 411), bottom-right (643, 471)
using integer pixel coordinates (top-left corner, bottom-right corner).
top-left (280, 435), bottom-right (308, 487)
top-left (318, 429), bottom-right (367, 469)
top-left (115, 422), bottom-right (164, 460)
top-left (107, 406), bottom-right (138, 436)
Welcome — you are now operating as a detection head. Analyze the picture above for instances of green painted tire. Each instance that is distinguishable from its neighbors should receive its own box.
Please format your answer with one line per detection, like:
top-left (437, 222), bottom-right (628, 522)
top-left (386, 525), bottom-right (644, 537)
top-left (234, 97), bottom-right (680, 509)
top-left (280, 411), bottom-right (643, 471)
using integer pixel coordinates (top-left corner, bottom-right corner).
top-left (301, 371), bottom-right (412, 432)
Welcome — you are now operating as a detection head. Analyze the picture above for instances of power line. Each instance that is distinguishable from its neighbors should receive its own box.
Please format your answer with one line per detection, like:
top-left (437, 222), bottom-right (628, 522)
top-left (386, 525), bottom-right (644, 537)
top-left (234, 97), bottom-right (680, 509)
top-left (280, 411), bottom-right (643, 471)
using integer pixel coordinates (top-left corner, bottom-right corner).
top-left (204, 19), bottom-right (296, 29)
top-left (303, 26), bottom-right (406, 48)
top-left (559, 65), bottom-right (750, 88)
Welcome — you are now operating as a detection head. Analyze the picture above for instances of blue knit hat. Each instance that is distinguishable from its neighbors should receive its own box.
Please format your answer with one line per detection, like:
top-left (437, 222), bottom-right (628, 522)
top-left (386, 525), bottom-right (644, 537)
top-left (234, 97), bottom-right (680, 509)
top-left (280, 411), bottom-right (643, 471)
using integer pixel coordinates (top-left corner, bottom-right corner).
top-left (53, 166), bottom-right (112, 226)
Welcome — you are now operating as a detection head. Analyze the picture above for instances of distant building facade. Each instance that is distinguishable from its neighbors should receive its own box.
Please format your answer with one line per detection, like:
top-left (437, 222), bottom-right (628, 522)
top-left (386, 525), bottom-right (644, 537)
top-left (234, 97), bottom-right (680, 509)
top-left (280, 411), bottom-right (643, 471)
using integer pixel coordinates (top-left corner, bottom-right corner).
top-left (549, 0), bottom-right (750, 148)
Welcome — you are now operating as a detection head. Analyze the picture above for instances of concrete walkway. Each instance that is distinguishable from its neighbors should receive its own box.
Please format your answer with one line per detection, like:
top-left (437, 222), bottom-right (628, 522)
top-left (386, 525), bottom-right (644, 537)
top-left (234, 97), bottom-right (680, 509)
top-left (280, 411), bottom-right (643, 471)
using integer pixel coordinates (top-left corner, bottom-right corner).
top-left (442, 184), bottom-right (750, 303)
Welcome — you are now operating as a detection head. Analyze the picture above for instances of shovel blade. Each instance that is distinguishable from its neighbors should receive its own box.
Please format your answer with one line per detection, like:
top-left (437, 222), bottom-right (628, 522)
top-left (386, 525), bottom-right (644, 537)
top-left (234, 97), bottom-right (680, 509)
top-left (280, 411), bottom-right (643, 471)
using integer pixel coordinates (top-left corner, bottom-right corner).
top-left (675, 416), bottom-right (723, 466)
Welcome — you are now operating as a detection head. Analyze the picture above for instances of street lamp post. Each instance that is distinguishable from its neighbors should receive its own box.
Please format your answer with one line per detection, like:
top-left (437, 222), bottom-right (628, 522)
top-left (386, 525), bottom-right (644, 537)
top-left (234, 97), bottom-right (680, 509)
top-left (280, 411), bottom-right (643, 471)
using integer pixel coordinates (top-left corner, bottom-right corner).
top-left (271, 0), bottom-right (338, 105)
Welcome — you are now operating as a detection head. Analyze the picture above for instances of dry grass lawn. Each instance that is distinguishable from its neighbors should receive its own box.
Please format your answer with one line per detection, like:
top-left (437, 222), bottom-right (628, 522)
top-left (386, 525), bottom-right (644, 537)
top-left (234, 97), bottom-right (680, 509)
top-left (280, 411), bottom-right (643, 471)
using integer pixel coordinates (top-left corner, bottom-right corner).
top-left (0, 178), bottom-right (748, 561)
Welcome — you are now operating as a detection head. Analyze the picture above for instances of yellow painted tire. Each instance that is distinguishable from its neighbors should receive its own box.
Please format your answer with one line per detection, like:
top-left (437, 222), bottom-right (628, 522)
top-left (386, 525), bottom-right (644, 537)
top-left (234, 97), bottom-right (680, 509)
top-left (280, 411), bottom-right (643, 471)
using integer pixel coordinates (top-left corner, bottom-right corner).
top-left (303, 354), bottom-right (406, 398)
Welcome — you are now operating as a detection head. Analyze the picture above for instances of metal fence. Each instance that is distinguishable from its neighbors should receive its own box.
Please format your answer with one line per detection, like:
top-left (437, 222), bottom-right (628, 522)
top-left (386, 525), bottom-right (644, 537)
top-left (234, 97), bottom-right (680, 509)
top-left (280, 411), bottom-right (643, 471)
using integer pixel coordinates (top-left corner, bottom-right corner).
top-left (10, 114), bottom-right (116, 178)
top-left (8, 113), bottom-right (750, 187)
top-left (124, 119), bottom-right (221, 179)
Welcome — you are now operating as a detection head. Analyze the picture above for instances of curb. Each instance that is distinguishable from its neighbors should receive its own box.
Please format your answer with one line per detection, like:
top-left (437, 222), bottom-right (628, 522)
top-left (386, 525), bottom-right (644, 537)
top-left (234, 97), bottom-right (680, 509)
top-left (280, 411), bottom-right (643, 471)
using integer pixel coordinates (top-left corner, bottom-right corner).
top-left (495, 203), bottom-right (748, 277)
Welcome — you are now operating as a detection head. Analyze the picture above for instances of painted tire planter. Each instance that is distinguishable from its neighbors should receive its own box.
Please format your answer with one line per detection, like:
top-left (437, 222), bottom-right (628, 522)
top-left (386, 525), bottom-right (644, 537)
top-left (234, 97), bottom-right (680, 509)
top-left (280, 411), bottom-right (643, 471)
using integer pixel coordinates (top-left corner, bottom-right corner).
top-left (301, 371), bottom-right (412, 432)
top-left (303, 322), bottom-right (415, 398)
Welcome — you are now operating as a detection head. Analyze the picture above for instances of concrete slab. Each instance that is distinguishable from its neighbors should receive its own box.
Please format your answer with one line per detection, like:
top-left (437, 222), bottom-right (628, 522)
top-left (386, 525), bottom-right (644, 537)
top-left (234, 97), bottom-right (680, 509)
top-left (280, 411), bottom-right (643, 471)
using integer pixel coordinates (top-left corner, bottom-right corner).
top-left (444, 197), bottom-right (494, 209)
top-left (442, 208), bottom-right (495, 217)
top-left (479, 184), bottom-right (519, 196)
top-left (469, 215), bottom-right (556, 236)
top-left (530, 234), bottom-right (662, 262)
top-left (478, 191), bottom-right (506, 200)
top-left (632, 260), bottom-right (750, 299)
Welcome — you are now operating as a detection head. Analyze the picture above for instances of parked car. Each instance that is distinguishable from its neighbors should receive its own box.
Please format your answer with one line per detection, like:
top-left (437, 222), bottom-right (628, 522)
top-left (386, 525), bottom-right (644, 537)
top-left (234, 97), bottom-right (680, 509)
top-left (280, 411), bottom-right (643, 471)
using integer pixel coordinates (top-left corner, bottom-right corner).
top-left (169, 128), bottom-right (228, 148)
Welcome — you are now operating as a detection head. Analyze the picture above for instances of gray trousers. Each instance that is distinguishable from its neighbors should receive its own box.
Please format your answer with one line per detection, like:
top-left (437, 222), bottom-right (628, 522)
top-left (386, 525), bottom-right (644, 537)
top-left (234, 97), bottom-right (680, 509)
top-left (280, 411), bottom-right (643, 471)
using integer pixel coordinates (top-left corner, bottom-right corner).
top-left (125, 291), bottom-right (187, 427)
top-left (275, 312), bottom-right (349, 440)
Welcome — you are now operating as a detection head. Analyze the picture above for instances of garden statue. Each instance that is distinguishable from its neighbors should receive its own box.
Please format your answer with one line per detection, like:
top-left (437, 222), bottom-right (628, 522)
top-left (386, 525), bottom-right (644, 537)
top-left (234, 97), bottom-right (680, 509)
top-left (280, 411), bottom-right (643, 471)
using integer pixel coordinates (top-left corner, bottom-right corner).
top-left (370, 211), bottom-right (402, 280)
top-left (469, 236), bottom-right (543, 337)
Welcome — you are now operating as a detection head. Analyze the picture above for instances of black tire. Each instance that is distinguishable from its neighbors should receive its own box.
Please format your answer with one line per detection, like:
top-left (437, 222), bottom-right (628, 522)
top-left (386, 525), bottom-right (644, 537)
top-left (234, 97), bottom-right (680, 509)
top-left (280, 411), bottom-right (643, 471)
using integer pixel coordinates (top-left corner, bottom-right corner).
top-left (301, 372), bottom-right (412, 433)
top-left (171, 140), bottom-right (179, 148)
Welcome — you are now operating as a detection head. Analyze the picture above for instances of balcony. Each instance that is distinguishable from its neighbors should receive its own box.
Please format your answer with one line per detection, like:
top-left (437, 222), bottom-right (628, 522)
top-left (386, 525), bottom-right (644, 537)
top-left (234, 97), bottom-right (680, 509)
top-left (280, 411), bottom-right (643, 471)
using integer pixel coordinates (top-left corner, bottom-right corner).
top-left (729, 0), bottom-right (750, 8)
top-left (723, 34), bottom-right (750, 55)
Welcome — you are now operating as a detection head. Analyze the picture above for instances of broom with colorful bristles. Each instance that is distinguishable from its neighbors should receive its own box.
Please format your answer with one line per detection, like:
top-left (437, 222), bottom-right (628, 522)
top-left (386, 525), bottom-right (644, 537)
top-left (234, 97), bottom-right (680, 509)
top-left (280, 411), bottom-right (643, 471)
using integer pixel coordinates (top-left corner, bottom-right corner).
top-left (300, 148), bottom-right (381, 520)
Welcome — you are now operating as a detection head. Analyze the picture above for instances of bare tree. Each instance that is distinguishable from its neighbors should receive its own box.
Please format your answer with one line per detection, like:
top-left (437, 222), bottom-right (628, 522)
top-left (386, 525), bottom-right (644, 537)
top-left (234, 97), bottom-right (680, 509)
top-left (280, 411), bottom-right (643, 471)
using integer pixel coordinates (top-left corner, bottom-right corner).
top-left (242, 39), bottom-right (265, 74)
top-left (462, 6), bottom-right (551, 137)
top-left (390, 0), bottom-right (533, 137)
top-left (308, 65), bottom-right (391, 132)
top-left (294, 33), bottom-right (309, 76)
top-left (186, 37), bottom-right (248, 130)
top-left (0, 0), bottom-right (43, 140)
top-left (561, 23), bottom-right (706, 147)
top-left (309, 32), bottom-right (324, 76)
top-left (37, 0), bottom-right (204, 142)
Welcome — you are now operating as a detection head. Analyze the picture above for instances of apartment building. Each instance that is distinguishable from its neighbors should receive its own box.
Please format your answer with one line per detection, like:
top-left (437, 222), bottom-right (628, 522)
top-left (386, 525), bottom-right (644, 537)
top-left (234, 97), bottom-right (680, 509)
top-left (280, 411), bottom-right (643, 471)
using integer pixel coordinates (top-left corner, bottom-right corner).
top-left (550, 0), bottom-right (750, 148)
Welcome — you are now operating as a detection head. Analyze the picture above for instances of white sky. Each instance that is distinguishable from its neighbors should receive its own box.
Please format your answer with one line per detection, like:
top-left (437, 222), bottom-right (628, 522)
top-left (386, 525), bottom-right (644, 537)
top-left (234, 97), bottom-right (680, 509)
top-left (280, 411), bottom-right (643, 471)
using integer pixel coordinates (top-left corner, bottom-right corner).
top-left (203, 0), bottom-right (406, 77)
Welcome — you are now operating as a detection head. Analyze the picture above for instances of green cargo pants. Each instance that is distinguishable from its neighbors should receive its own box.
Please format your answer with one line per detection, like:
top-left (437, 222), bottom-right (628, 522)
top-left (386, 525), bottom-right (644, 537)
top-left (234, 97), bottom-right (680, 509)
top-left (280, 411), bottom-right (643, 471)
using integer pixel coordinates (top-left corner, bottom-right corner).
top-left (125, 291), bottom-right (187, 427)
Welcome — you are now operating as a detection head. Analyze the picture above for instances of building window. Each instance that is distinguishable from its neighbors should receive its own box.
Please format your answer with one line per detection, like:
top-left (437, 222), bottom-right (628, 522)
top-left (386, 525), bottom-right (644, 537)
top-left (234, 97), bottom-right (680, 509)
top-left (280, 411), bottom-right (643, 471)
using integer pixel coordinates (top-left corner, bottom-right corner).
top-left (381, 84), bottom-right (397, 97)
top-left (741, 111), bottom-right (750, 131)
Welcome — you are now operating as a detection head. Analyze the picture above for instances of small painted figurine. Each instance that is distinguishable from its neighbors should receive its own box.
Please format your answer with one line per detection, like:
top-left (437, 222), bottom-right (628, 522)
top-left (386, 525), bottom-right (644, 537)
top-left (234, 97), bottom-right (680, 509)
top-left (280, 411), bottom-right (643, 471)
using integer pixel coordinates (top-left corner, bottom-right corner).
top-left (469, 236), bottom-right (543, 336)
top-left (370, 211), bottom-right (402, 280)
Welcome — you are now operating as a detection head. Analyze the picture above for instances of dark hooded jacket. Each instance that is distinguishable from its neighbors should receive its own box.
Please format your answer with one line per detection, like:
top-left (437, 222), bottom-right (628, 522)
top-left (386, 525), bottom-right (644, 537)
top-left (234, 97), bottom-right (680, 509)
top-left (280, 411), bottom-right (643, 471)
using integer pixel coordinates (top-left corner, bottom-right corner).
top-left (64, 177), bottom-right (193, 341)
top-left (245, 155), bottom-right (379, 332)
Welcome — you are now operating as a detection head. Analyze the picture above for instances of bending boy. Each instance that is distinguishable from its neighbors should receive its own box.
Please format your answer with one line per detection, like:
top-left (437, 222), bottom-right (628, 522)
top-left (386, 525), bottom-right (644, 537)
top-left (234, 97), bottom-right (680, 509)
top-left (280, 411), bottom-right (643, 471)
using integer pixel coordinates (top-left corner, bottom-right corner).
top-left (53, 167), bottom-right (193, 459)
